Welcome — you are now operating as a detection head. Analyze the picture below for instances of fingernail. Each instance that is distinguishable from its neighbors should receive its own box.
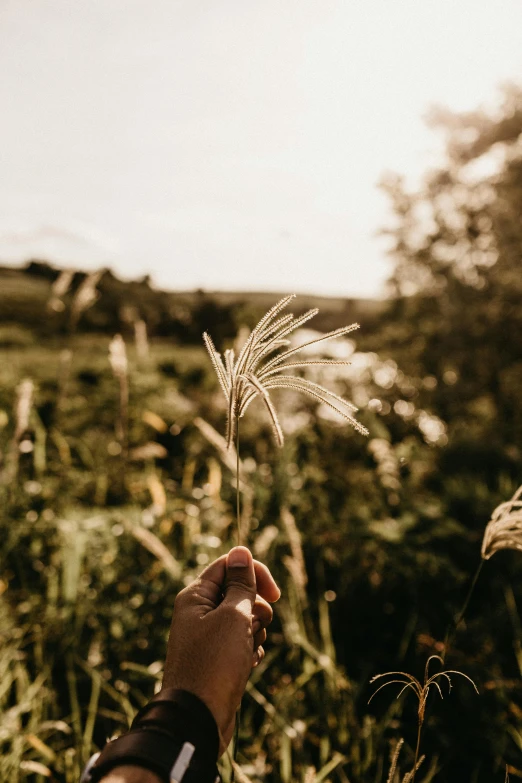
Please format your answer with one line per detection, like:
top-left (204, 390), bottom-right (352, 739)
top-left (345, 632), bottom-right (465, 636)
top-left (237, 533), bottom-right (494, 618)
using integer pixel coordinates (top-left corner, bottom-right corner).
top-left (228, 547), bottom-right (249, 568)
top-left (253, 619), bottom-right (261, 634)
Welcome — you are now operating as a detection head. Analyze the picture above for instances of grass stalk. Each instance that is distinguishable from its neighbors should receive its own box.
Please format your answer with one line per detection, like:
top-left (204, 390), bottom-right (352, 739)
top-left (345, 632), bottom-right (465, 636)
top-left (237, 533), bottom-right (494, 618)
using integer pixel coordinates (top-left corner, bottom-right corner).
top-left (66, 654), bottom-right (83, 761)
top-left (232, 418), bottom-right (241, 782)
top-left (410, 720), bottom-right (423, 783)
top-left (118, 371), bottom-right (129, 455)
top-left (236, 417), bottom-right (241, 547)
top-left (83, 673), bottom-right (101, 762)
top-left (443, 559), bottom-right (484, 659)
top-left (504, 584), bottom-right (522, 676)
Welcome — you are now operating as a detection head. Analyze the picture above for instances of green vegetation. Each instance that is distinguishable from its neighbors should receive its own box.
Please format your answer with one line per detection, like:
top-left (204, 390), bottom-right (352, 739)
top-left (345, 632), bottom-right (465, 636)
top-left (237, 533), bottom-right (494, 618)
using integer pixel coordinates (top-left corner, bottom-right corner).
top-left (1, 86), bottom-right (522, 782)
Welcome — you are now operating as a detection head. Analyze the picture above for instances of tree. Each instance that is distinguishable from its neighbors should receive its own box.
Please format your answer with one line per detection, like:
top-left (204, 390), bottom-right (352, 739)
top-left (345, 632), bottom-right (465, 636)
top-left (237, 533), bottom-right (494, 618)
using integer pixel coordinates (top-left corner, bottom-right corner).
top-left (378, 84), bottom-right (522, 451)
top-left (368, 86), bottom-right (522, 777)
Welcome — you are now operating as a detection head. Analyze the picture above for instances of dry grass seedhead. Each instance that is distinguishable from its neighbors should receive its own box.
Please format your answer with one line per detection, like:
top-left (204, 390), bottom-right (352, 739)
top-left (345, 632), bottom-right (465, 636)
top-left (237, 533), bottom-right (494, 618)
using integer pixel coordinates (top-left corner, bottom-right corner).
top-left (52, 269), bottom-right (75, 298)
top-left (281, 507), bottom-right (308, 602)
top-left (6, 378), bottom-right (35, 482)
top-left (134, 319), bottom-right (149, 361)
top-left (369, 655), bottom-right (478, 725)
top-left (109, 335), bottom-right (129, 447)
top-left (401, 755), bottom-right (425, 783)
top-left (48, 268), bottom-right (75, 312)
top-left (14, 378), bottom-right (34, 441)
top-left (386, 738), bottom-right (404, 783)
top-left (70, 269), bottom-right (103, 329)
top-left (124, 519), bottom-right (181, 580)
top-left (372, 657), bottom-right (477, 783)
top-left (203, 294), bottom-right (369, 448)
top-left (109, 334), bottom-right (128, 379)
top-left (481, 485), bottom-right (522, 560)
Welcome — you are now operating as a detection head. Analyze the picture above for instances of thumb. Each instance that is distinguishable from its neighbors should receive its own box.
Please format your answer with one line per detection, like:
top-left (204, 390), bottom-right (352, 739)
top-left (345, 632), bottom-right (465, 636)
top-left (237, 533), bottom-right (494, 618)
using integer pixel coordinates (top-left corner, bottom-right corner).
top-left (223, 546), bottom-right (256, 612)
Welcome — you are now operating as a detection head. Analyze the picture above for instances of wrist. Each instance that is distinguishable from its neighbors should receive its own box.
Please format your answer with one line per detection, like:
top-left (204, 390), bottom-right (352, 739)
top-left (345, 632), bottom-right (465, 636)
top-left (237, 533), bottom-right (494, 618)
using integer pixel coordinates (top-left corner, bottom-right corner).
top-left (84, 690), bottom-right (220, 783)
top-left (161, 680), bottom-right (223, 741)
top-left (131, 689), bottom-right (220, 759)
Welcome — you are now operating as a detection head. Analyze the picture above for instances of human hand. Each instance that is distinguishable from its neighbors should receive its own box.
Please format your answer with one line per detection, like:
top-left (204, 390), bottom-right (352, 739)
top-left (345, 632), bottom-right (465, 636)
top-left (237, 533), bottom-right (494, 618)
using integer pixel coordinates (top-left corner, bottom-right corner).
top-left (162, 546), bottom-right (280, 752)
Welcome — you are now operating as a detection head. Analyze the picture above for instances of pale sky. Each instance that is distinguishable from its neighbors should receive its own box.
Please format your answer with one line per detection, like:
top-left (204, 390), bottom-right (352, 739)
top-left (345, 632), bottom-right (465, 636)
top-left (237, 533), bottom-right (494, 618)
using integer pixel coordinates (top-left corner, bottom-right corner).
top-left (1, 0), bottom-right (522, 297)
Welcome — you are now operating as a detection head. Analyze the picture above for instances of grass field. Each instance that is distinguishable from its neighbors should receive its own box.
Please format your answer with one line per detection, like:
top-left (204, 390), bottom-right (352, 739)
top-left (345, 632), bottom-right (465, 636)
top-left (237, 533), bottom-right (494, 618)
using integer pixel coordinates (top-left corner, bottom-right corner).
top-left (0, 303), bottom-right (521, 782)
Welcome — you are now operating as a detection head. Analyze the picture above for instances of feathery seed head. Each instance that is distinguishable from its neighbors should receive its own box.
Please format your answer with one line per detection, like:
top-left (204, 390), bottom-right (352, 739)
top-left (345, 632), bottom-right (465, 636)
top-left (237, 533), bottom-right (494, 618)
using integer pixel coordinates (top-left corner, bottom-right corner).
top-left (203, 295), bottom-right (369, 447)
top-left (369, 655), bottom-right (478, 725)
top-left (481, 485), bottom-right (522, 560)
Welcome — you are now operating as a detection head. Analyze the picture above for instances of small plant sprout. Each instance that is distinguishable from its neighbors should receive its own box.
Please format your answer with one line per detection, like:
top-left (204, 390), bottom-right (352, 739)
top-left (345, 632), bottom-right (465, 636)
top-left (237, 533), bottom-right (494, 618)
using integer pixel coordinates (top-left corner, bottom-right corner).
top-left (203, 294), bottom-right (369, 543)
top-left (369, 655), bottom-right (478, 783)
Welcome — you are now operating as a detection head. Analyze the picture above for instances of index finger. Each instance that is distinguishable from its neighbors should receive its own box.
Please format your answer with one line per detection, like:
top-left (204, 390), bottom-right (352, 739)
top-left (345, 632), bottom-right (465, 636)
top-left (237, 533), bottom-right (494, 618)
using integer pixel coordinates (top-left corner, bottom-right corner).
top-left (196, 550), bottom-right (280, 603)
top-left (254, 559), bottom-right (281, 603)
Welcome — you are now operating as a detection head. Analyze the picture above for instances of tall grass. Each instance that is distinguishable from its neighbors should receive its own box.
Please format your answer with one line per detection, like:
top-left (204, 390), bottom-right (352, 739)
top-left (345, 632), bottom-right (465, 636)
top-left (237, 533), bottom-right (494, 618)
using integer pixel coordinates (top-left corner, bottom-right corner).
top-left (0, 318), bottom-right (520, 781)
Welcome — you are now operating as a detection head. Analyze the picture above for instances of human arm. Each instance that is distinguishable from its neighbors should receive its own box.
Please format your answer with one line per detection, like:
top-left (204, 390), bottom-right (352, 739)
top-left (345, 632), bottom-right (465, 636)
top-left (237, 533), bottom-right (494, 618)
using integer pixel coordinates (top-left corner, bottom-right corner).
top-left (85, 546), bottom-right (280, 783)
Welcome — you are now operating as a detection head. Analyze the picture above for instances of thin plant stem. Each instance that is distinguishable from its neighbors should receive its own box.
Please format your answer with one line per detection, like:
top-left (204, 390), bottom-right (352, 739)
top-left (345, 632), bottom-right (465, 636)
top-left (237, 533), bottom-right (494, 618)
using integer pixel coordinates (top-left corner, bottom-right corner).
top-left (118, 372), bottom-right (129, 456)
top-left (454, 559), bottom-right (484, 629)
top-left (232, 418), bottom-right (241, 782)
top-left (411, 720), bottom-right (423, 783)
top-left (83, 673), bottom-right (101, 762)
top-left (236, 417), bottom-right (241, 546)
top-left (66, 654), bottom-right (83, 762)
top-left (443, 559), bottom-right (484, 659)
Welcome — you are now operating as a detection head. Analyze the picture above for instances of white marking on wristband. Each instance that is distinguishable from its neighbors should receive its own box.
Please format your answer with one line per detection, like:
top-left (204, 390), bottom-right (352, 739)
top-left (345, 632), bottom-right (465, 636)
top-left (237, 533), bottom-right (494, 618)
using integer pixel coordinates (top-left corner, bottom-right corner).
top-left (170, 741), bottom-right (195, 782)
top-left (79, 752), bottom-right (100, 783)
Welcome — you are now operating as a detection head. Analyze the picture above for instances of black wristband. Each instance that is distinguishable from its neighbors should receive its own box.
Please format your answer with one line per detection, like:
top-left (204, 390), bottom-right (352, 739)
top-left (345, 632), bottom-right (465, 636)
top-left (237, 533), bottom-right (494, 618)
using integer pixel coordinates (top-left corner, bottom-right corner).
top-left (131, 688), bottom-right (220, 761)
top-left (88, 689), bottom-right (220, 783)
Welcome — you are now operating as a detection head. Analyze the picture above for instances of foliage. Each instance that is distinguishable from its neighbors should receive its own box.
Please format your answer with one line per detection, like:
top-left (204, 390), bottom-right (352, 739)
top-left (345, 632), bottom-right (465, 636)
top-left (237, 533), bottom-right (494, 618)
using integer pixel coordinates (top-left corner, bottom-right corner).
top-left (0, 263), bottom-right (384, 342)
top-left (1, 85), bottom-right (522, 782)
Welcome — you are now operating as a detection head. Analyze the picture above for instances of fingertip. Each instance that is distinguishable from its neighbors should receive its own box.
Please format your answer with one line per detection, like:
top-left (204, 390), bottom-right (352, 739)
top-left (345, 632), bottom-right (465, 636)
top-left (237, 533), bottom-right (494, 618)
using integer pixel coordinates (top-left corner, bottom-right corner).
top-left (227, 546), bottom-right (252, 569)
top-left (224, 547), bottom-right (256, 606)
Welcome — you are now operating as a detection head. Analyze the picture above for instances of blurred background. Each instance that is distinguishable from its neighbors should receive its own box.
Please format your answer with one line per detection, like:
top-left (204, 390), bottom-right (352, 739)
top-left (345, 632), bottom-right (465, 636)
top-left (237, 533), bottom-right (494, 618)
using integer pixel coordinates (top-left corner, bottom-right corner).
top-left (1, 2), bottom-right (522, 781)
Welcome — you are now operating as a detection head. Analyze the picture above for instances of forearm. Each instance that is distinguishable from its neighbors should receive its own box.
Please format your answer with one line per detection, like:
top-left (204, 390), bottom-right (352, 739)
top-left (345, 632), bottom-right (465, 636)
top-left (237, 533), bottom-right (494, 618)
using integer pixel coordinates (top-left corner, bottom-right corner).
top-left (99, 766), bottom-right (162, 783)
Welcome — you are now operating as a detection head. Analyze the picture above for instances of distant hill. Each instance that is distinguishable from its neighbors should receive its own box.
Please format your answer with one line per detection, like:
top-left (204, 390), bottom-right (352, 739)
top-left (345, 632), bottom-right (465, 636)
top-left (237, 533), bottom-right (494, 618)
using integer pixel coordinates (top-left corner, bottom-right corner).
top-left (0, 261), bottom-right (387, 343)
